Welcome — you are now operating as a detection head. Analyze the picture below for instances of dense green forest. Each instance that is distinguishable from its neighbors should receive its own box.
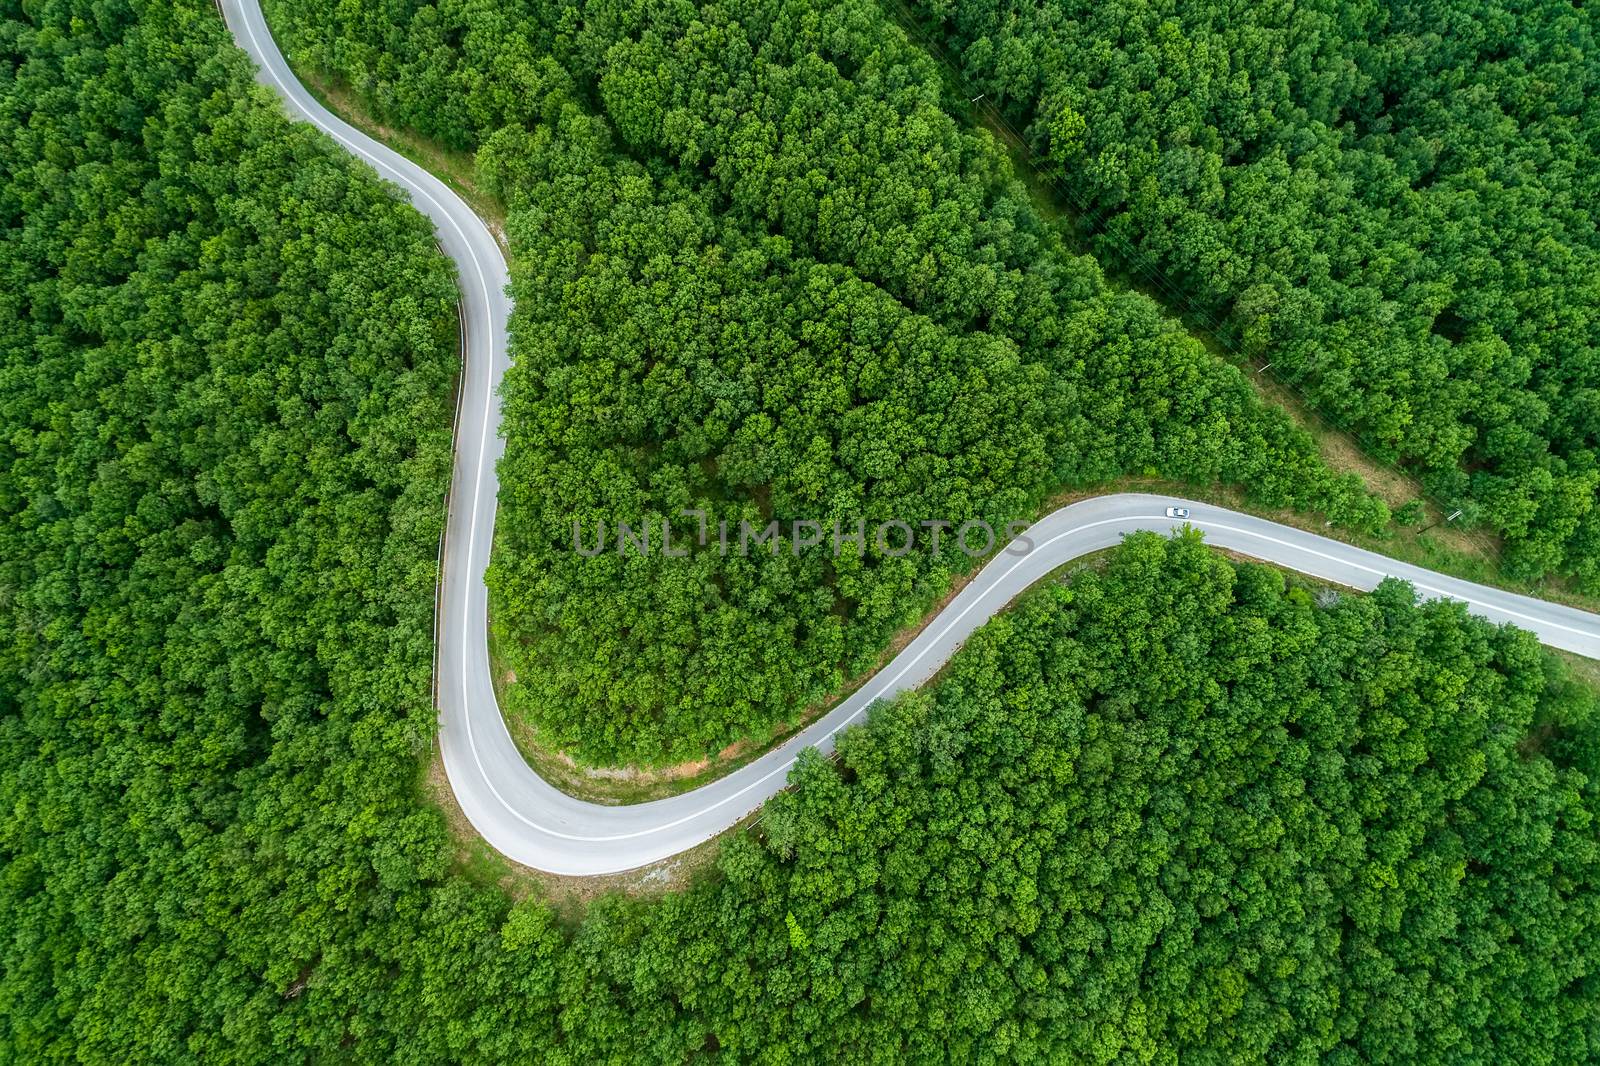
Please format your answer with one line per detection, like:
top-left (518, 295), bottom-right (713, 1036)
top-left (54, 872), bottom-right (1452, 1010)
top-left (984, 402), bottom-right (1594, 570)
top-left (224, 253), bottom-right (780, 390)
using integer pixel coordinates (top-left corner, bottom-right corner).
top-left (266, 0), bottom-right (1385, 764)
top-left (8, 176), bottom-right (1600, 1053)
top-left (0, 0), bottom-right (461, 1054)
top-left (6, 1), bottom-right (1600, 1062)
top-left (912, 0), bottom-right (1600, 585)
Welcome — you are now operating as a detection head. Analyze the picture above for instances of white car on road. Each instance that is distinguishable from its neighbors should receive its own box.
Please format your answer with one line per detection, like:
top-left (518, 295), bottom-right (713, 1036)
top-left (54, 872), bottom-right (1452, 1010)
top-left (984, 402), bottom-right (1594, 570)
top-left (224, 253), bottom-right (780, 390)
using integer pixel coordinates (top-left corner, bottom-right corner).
top-left (222, 0), bottom-right (1600, 875)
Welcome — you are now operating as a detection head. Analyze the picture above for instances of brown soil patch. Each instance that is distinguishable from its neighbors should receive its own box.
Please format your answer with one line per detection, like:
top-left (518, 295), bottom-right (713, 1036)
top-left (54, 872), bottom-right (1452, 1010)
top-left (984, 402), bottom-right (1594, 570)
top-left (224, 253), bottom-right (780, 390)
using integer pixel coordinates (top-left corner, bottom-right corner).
top-left (288, 65), bottom-right (509, 252)
top-left (422, 748), bottom-right (743, 919)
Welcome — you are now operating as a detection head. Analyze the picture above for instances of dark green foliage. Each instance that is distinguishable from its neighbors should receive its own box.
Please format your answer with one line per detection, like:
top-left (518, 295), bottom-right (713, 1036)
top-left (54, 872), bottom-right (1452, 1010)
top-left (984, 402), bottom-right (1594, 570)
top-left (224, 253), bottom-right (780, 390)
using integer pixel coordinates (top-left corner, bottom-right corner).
top-left (0, 0), bottom-right (460, 1056)
top-left (267, 0), bottom-right (1385, 763)
top-left (641, 533), bottom-right (1600, 1061)
top-left (6, 3), bottom-right (1598, 1062)
top-left (912, 0), bottom-right (1600, 585)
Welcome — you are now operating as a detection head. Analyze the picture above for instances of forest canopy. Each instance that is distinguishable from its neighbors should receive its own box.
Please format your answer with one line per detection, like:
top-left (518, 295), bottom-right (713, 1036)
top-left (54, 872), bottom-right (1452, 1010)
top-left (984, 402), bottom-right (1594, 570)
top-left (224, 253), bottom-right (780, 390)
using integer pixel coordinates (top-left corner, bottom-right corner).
top-left (4, 1), bottom-right (1598, 1062)
top-left (913, 0), bottom-right (1600, 585)
top-left (266, 0), bottom-right (1385, 764)
top-left (1, 0), bottom-right (459, 1055)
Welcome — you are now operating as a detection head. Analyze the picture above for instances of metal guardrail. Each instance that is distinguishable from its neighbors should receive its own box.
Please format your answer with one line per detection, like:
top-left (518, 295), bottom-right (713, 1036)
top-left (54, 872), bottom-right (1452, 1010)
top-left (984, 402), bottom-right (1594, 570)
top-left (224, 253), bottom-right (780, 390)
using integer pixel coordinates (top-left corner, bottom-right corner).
top-left (430, 277), bottom-right (469, 731)
top-left (208, 0), bottom-right (469, 733)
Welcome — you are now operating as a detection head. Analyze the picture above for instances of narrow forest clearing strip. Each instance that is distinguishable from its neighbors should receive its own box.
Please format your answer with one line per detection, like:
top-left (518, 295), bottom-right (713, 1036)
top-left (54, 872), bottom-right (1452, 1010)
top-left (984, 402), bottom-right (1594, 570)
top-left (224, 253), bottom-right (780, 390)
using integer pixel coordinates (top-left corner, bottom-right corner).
top-left (877, 0), bottom-right (1509, 572)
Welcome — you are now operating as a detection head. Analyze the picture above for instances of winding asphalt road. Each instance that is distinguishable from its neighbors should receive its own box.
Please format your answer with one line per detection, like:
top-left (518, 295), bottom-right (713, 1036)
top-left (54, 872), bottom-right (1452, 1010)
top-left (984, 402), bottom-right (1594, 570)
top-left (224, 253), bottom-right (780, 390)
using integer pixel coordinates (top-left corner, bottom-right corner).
top-left (224, 0), bottom-right (1600, 876)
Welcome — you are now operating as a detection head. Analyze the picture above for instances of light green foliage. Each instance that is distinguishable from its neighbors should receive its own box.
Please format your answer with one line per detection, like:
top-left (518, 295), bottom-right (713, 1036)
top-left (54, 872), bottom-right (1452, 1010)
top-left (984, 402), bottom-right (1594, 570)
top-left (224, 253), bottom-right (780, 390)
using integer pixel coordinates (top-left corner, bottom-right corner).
top-left (913, 0), bottom-right (1600, 585)
top-left (5, 3), bottom-right (1597, 1062)
top-left (268, 0), bottom-right (1385, 763)
top-left (785, 910), bottom-right (809, 952)
top-left (0, 0), bottom-right (459, 1056)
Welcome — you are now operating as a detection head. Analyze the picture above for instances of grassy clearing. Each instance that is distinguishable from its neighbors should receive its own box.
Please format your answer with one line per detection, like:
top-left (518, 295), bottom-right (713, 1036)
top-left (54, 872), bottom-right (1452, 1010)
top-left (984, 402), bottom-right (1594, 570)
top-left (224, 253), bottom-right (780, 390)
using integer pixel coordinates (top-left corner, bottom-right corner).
top-left (419, 745), bottom-right (751, 923)
top-left (282, 62), bottom-right (510, 249)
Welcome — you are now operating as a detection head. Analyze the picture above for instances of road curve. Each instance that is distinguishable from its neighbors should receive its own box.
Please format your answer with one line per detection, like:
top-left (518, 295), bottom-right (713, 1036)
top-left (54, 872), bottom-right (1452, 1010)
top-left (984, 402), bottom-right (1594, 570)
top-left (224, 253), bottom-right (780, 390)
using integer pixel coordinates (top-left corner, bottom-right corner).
top-left (224, 0), bottom-right (1600, 876)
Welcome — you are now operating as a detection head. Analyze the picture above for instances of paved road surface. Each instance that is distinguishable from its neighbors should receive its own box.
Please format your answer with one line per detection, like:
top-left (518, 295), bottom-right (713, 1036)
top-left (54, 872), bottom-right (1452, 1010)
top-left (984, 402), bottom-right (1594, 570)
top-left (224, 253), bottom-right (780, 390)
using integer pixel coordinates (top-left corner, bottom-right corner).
top-left (224, 0), bottom-right (1600, 876)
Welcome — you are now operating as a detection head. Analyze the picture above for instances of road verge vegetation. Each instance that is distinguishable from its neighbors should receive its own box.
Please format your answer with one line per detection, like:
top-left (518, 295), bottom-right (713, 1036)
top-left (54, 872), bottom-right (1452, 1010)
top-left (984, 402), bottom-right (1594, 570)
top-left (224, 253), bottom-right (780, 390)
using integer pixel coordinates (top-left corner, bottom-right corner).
top-left (7, 3), bottom-right (1600, 1060)
top-left (904, 0), bottom-right (1600, 586)
top-left (265, 0), bottom-right (1389, 766)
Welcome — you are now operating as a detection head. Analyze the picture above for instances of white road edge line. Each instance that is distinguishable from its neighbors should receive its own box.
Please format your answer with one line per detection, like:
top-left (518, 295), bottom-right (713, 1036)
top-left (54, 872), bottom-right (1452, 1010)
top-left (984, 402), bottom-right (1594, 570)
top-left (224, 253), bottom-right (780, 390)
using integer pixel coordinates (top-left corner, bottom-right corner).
top-left (222, 0), bottom-right (1600, 875)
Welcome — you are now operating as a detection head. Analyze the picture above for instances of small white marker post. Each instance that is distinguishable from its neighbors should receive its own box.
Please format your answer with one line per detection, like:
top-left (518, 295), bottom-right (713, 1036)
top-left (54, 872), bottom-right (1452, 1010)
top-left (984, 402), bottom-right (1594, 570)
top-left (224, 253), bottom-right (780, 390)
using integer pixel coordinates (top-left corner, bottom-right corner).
top-left (1419, 509), bottom-right (1464, 534)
